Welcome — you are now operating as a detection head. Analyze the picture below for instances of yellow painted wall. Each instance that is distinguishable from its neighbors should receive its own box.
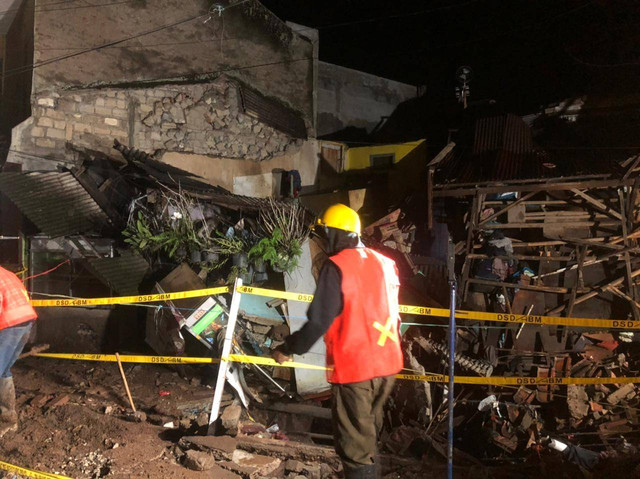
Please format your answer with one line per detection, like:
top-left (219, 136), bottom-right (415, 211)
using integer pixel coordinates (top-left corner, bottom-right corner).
top-left (345, 139), bottom-right (426, 170)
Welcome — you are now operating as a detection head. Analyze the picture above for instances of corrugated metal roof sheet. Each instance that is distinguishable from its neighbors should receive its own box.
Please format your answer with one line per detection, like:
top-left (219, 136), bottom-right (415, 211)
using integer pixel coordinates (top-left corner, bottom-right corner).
top-left (0, 172), bottom-right (111, 237)
top-left (87, 252), bottom-right (149, 295)
top-left (239, 86), bottom-right (307, 139)
top-left (435, 114), bottom-right (627, 185)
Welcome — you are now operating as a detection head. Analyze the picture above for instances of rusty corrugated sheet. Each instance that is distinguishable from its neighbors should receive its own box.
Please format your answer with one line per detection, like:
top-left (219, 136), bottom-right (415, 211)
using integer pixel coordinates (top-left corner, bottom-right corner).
top-left (436, 114), bottom-right (626, 185)
top-left (239, 86), bottom-right (307, 139)
top-left (0, 172), bottom-right (111, 237)
top-left (87, 252), bottom-right (149, 295)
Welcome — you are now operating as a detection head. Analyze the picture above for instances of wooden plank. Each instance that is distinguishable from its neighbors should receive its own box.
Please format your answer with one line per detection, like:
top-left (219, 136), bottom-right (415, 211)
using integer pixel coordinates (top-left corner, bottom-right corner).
top-left (536, 246), bottom-right (640, 280)
top-left (570, 188), bottom-right (622, 220)
top-left (547, 269), bottom-right (640, 315)
top-left (460, 194), bottom-right (480, 302)
top-left (618, 188), bottom-right (640, 321)
top-left (466, 278), bottom-right (581, 294)
top-left (478, 191), bottom-right (537, 227)
top-left (467, 253), bottom-right (591, 262)
top-left (566, 246), bottom-right (587, 318)
top-left (623, 154), bottom-right (640, 180)
top-left (557, 237), bottom-right (624, 250)
top-left (434, 179), bottom-right (636, 198)
top-left (479, 221), bottom-right (620, 229)
top-left (607, 285), bottom-right (640, 311)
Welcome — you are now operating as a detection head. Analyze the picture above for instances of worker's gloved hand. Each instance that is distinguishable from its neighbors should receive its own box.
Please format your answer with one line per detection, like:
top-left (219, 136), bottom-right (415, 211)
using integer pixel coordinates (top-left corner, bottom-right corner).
top-left (272, 349), bottom-right (292, 364)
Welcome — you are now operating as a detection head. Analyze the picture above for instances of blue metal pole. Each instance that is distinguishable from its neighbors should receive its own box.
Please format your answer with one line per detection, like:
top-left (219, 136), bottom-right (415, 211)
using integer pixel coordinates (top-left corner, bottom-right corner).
top-left (446, 238), bottom-right (456, 479)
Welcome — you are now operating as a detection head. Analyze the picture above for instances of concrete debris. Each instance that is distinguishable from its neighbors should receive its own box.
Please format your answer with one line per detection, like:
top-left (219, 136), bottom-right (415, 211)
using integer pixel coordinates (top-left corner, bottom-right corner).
top-left (183, 449), bottom-right (215, 471)
top-left (221, 404), bottom-right (243, 437)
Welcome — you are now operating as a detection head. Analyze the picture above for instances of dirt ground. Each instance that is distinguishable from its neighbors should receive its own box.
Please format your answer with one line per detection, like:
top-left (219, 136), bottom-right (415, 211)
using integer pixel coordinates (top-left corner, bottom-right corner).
top-left (1, 357), bottom-right (630, 479)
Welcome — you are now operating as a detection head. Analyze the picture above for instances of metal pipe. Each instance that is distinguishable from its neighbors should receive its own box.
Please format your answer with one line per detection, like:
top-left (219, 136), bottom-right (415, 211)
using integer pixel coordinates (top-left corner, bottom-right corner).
top-left (446, 239), bottom-right (456, 479)
top-left (447, 280), bottom-right (456, 479)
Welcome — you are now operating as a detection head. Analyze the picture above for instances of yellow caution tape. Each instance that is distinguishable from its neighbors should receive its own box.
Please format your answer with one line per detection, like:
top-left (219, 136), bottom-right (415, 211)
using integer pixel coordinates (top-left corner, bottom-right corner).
top-left (225, 353), bottom-right (328, 371)
top-left (35, 353), bottom-right (219, 365)
top-left (237, 285), bottom-right (314, 303)
top-left (30, 287), bottom-right (229, 307)
top-left (0, 459), bottom-right (71, 479)
top-left (35, 352), bottom-right (640, 385)
top-left (238, 285), bottom-right (640, 330)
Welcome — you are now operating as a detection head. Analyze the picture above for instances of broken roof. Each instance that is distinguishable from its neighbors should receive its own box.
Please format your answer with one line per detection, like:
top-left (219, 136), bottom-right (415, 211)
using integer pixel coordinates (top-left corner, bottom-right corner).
top-left (434, 114), bottom-right (631, 193)
top-left (0, 171), bottom-right (113, 237)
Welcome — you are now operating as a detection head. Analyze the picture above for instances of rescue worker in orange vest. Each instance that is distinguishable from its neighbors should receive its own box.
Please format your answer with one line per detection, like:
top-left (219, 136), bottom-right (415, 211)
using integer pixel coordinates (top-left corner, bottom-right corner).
top-left (0, 265), bottom-right (37, 438)
top-left (273, 204), bottom-right (403, 479)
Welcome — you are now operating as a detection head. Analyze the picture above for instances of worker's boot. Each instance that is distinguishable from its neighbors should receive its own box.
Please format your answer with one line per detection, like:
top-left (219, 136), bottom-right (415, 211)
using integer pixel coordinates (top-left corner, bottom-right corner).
top-left (0, 377), bottom-right (18, 437)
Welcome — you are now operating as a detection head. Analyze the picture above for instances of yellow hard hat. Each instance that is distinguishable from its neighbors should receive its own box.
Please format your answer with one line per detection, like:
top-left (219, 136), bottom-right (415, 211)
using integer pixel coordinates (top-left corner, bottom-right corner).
top-left (317, 204), bottom-right (361, 235)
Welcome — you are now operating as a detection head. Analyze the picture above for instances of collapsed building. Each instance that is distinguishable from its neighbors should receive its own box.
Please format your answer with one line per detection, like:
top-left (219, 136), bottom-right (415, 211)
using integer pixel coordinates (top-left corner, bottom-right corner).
top-left (1, 1), bottom-right (640, 477)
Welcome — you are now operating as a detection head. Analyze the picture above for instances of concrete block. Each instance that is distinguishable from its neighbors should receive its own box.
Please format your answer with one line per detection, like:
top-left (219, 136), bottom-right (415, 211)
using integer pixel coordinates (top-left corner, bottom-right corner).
top-left (183, 450), bottom-right (214, 471)
top-left (105, 98), bottom-right (118, 108)
top-left (111, 129), bottom-right (128, 139)
top-left (104, 118), bottom-right (119, 126)
top-left (95, 98), bottom-right (105, 106)
top-left (74, 123), bottom-right (92, 134)
top-left (58, 100), bottom-right (77, 113)
top-left (93, 127), bottom-right (111, 136)
top-left (31, 127), bottom-right (45, 137)
top-left (45, 108), bottom-right (65, 120)
top-left (95, 106), bottom-right (113, 116)
top-left (37, 97), bottom-right (55, 107)
top-left (110, 108), bottom-right (128, 119)
top-left (38, 117), bottom-right (53, 127)
top-left (116, 91), bottom-right (127, 99)
top-left (79, 104), bottom-right (95, 114)
top-left (107, 90), bottom-right (117, 97)
top-left (73, 95), bottom-right (82, 102)
top-left (178, 435), bottom-right (237, 461)
top-left (46, 128), bottom-right (66, 140)
top-left (54, 120), bottom-right (66, 130)
top-left (116, 100), bottom-right (126, 109)
top-left (221, 404), bottom-right (242, 436)
top-left (35, 138), bottom-right (56, 148)
top-left (66, 124), bottom-right (73, 141)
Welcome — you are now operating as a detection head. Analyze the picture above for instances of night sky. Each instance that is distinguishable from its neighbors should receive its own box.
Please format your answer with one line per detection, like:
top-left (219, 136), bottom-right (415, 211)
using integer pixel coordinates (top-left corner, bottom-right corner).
top-left (262, 0), bottom-right (640, 115)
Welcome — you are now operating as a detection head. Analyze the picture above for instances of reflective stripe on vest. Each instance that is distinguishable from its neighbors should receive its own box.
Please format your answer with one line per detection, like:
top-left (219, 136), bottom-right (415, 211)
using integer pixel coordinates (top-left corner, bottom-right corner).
top-left (325, 248), bottom-right (404, 384)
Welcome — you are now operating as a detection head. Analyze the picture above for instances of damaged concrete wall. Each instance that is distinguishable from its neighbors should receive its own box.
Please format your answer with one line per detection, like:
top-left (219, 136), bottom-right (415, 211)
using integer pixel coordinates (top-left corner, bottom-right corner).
top-left (9, 76), bottom-right (305, 168)
top-left (317, 61), bottom-right (416, 137)
top-left (30, 0), bottom-right (313, 123)
top-left (161, 139), bottom-right (321, 194)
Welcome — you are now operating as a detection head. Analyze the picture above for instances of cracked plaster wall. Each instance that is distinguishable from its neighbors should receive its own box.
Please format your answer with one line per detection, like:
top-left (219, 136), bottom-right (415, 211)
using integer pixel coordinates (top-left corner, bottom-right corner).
top-left (9, 76), bottom-right (304, 169)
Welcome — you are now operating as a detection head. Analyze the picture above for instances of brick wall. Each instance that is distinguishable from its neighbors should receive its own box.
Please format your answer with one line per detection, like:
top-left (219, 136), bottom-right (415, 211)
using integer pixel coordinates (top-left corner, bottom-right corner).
top-left (21, 77), bottom-right (301, 163)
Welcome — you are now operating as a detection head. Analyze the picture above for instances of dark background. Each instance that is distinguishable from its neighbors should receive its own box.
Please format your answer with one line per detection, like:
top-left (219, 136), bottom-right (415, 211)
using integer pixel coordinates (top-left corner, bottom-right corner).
top-left (262, 0), bottom-right (640, 115)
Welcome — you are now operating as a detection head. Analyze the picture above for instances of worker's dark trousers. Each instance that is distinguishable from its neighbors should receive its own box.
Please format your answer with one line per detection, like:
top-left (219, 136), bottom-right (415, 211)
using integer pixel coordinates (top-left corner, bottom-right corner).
top-left (331, 375), bottom-right (396, 474)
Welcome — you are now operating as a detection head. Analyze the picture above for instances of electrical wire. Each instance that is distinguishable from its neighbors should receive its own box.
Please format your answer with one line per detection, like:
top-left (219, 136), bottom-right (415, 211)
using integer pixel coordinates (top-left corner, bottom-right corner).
top-left (2, 0), bottom-right (596, 80)
top-left (24, 259), bottom-right (70, 281)
top-left (2, 13), bottom-right (209, 78)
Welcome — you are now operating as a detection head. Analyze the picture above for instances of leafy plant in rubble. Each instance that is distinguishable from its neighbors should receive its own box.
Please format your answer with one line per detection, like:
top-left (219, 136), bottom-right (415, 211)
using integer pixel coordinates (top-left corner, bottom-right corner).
top-left (249, 227), bottom-right (303, 273)
top-left (122, 211), bottom-right (163, 253)
top-left (210, 233), bottom-right (246, 256)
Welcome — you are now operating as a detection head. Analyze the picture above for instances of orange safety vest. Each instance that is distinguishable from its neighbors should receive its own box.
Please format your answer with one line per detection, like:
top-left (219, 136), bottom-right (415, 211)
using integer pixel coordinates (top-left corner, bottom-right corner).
top-left (324, 247), bottom-right (404, 384)
top-left (0, 266), bottom-right (37, 330)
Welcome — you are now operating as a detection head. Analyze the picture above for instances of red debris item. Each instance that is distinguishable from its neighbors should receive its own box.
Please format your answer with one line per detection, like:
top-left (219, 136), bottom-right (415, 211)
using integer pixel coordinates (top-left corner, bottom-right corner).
top-left (159, 391), bottom-right (171, 396)
top-left (590, 401), bottom-right (604, 412)
top-left (273, 431), bottom-right (289, 441)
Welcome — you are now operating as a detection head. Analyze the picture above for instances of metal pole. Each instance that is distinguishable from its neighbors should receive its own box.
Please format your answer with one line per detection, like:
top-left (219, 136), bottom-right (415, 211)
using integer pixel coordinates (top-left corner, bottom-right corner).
top-left (207, 277), bottom-right (243, 434)
top-left (446, 239), bottom-right (456, 479)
